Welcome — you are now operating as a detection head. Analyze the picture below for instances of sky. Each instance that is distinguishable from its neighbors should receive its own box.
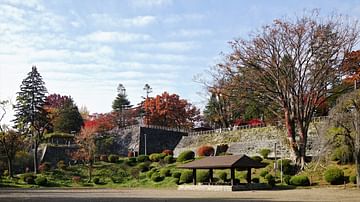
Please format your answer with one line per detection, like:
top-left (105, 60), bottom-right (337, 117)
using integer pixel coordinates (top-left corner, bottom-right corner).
top-left (1, 0), bottom-right (360, 124)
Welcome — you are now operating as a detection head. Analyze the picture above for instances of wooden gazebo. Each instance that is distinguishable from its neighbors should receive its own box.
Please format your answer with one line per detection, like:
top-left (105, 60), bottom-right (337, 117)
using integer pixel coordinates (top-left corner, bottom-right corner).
top-left (178, 155), bottom-right (266, 185)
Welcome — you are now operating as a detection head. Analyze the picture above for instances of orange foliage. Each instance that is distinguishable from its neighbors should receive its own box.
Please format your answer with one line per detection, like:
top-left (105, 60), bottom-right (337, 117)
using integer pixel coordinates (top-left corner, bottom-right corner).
top-left (197, 145), bottom-right (215, 156)
top-left (342, 50), bottom-right (360, 83)
top-left (143, 92), bottom-right (200, 129)
top-left (84, 113), bottom-right (116, 132)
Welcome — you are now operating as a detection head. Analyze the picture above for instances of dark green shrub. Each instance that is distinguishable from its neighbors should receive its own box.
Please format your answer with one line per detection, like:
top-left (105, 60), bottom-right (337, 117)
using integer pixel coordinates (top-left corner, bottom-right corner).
top-left (350, 175), bottom-right (357, 184)
top-left (278, 159), bottom-right (295, 175)
top-left (259, 170), bottom-right (268, 178)
top-left (146, 170), bottom-right (155, 179)
top-left (289, 175), bottom-right (310, 186)
top-left (164, 155), bottom-right (174, 164)
top-left (179, 170), bottom-right (193, 184)
top-left (151, 172), bottom-right (164, 182)
top-left (284, 175), bottom-right (291, 185)
top-left (265, 174), bottom-right (275, 187)
top-left (171, 171), bottom-right (181, 179)
top-left (171, 177), bottom-right (180, 184)
top-left (137, 162), bottom-right (150, 172)
top-left (251, 156), bottom-right (263, 163)
top-left (159, 168), bottom-right (171, 177)
top-left (331, 146), bottom-right (353, 164)
top-left (39, 162), bottom-right (51, 172)
top-left (35, 176), bottom-right (48, 186)
top-left (218, 171), bottom-right (227, 182)
top-left (149, 153), bottom-right (161, 162)
top-left (57, 160), bottom-right (66, 170)
top-left (159, 153), bottom-right (166, 159)
top-left (108, 154), bottom-right (119, 163)
top-left (196, 170), bottom-right (209, 183)
top-left (93, 177), bottom-right (100, 184)
top-left (137, 155), bottom-right (149, 162)
top-left (177, 150), bottom-right (195, 162)
top-left (126, 157), bottom-right (137, 166)
top-left (252, 177), bottom-right (260, 183)
top-left (21, 173), bottom-right (35, 184)
top-left (197, 145), bottom-right (215, 156)
top-left (259, 148), bottom-right (271, 159)
top-left (324, 167), bottom-right (344, 185)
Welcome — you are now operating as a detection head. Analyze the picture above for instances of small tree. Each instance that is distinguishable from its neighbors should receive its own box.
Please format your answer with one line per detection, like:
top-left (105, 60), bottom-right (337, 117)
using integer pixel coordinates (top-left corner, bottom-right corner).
top-left (72, 126), bottom-right (97, 182)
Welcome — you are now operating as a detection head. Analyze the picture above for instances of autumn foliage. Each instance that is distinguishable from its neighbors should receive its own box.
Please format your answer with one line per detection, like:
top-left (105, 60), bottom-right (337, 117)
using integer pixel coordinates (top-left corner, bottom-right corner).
top-left (342, 50), bottom-right (360, 83)
top-left (84, 113), bottom-right (117, 132)
top-left (143, 92), bottom-right (200, 129)
top-left (197, 145), bottom-right (215, 156)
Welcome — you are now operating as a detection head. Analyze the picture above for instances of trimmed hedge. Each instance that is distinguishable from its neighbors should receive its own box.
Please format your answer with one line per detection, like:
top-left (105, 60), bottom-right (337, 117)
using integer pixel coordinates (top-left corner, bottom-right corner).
top-left (137, 155), bottom-right (149, 162)
top-left (289, 175), bottom-right (310, 186)
top-left (164, 155), bottom-right (175, 164)
top-left (284, 175), bottom-right (291, 185)
top-left (151, 172), bottom-right (164, 182)
top-left (259, 148), bottom-right (271, 159)
top-left (137, 162), bottom-right (150, 172)
top-left (197, 145), bottom-right (215, 156)
top-left (265, 174), bottom-right (275, 186)
top-left (21, 173), bottom-right (35, 184)
top-left (350, 175), bottom-right (357, 184)
top-left (196, 170), bottom-right (209, 183)
top-left (251, 156), bottom-right (263, 163)
top-left (179, 170), bottom-right (193, 184)
top-left (259, 170), bottom-right (268, 178)
top-left (171, 171), bottom-right (182, 179)
top-left (149, 153), bottom-right (162, 162)
top-left (218, 171), bottom-right (227, 182)
top-left (177, 150), bottom-right (195, 162)
top-left (108, 154), bottom-right (119, 163)
top-left (324, 167), bottom-right (344, 185)
top-left (159, 168), bottom-right (171, 177)
top-left (278, 159), bottom-right (295, 175)
top-left (35, 176), bottom-right (48, 186)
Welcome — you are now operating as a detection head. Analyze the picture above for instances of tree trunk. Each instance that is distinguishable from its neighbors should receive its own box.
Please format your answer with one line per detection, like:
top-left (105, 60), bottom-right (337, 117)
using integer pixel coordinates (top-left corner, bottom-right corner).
top-left (88, 162), bottom-right (93, 183)
top-left (284, 110), bottom-right (299, 162)
top-left (33, 140), bottom-right (38, 174)
top-left (7, 157), bottom-right (13, 178)
top-left (298, 123), bottom-right (308, 170)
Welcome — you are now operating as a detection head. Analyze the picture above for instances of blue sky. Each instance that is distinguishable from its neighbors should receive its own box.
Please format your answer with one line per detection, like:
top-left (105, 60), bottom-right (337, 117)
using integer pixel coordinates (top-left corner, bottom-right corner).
top-left (1, 0), bottom-right (360, 123)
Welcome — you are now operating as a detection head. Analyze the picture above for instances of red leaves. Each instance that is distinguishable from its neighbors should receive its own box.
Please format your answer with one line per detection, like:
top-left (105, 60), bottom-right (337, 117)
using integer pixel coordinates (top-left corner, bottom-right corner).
top-left (342, 50), bottom-right (360, 83)
top-left (84, 113), bottom-right (116, 132)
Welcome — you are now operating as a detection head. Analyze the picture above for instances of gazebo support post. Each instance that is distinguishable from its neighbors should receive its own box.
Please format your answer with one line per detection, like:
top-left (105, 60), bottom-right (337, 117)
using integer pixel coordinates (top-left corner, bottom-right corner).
top-left (230, 168), bottom-right (235, 186)
top-left (193, 169), bottom-right (197, 185)
top-left (209, 168), bottom-right (213, 184)
top-left (247, 168), bottom-right (251, 184)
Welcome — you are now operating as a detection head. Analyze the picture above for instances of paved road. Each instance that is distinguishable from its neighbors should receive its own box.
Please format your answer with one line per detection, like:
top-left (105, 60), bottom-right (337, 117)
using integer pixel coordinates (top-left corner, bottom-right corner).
top-left (0, 188), bottom-right (359, 202)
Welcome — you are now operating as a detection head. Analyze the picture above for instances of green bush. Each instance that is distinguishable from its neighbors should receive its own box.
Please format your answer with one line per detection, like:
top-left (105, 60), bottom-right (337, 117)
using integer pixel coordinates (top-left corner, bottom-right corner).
top-left (324, 167), bottom-right (344, 185)
top-left (93, 177), bottom-right (101, 184)
top-left (35, 176), bottom-right (48, 186)
top-left (331, 146), bottom-right (353, 164)
top-left (126, 157), bottom-right (137, 166)
top-left (171, 177), bottom-right (180, 184)
top-left (179, 170), bottom-right (193, 184)
top-left (284, 175), bottom-right (291, 185)
top-left (289, 175), bottom-right (310, 186)
top-left (108, 154), bottom-right (119, 163)
top-left (251, 156), bottom-right (263, 163)
top-left (278, 159), bottom-right (295, 175)
top-left (21, 173), bottom-right (35, 184)
top-left (159, 168), bottom-right (171, 177)
top-left (350, 175), bottom-right (357, 184)
top-left (177, 150), bottom-right (195, 162)
top-left (57, 160), bottom-right (67, 170)
top-left (151, 172), bottom-right (164, 182)
top-left (196, 170), bottom-right (209, 183)
top-left (171, 171), bottom-right (181, 179)
top-left (265, 174), bottom-right (275, 187)
top-left (146, 170), bottom-right (155, 179)
top-left (137, 162), bottom-right (150, 172)
top-left (259, 170), bottom-right (268, 178)
top-left (164, 155), bottom-right (175, 164)
top-left (137, 155), bottom-right (149, 162)
top-left (259, 148), bottom-right (271, 159)
top-left (149, 153), bottom-right (162, 162)
top-left (252, 177), bottom-right (260, 183)
top-left (218, 171), bottom-right (227, 182)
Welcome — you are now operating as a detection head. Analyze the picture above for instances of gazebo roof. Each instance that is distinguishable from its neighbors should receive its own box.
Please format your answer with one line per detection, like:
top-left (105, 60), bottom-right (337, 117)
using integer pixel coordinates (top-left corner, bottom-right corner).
top-left (177, 154), bottom-right (266, 169)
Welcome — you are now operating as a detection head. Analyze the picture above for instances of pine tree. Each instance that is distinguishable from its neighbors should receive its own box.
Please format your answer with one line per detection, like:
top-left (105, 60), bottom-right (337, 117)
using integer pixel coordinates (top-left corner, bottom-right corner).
top-left (52, 98), bottom-right (84, 134)
top-left (112, 84), bottom-right (132, 127)
top-left (13, 66), bottom-right (49, 174)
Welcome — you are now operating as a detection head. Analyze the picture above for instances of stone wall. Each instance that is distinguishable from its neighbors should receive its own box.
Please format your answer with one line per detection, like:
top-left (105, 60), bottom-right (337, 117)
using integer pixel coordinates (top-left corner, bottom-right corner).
top-left (41, 145), bottom-right (77, 165)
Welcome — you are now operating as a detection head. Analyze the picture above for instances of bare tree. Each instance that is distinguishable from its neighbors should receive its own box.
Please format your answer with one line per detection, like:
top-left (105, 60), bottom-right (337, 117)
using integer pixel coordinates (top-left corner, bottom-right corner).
top-left (223, 12), bottom-right (359, 169)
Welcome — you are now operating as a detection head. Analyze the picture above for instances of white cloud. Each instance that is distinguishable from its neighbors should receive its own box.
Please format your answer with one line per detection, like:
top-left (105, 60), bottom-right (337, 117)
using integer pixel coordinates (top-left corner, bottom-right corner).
top-left (130, 0), bottom-right (172, 8)
top-left (133, 41), bottom-right (199, 52)
top-left (163, 14), bottom-right (205, 24)
top-left (91, 13), bottom-right (157, 28)
top-left (170, 29), bottom-right (213, 38)
top-left (81, 31), bottom-right (151, 43)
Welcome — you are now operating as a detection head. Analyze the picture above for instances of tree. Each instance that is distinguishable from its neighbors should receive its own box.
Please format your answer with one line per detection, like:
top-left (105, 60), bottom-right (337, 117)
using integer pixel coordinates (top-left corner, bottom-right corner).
top-left (84, 113), bottom-right (117, 133)
top-left (216, 12), bottom-right (359, 168)
top-left (13, 66), bottom-right (50, 174)
top-left (0, 126), bottom-right (23, 177)
top-left (112, 84), bottom-right (132, 127)
top-left (72, 125), bottom-right (97, 182)
top-left (46, 94), bottom-right (84, 134)
top-left (143, 92), bottom-right (200, 129)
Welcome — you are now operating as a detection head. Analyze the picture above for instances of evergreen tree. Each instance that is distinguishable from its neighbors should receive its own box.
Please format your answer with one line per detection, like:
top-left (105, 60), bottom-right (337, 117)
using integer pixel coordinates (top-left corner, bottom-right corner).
top-left (52, 98), bottom-right (84, 134)
top-left (112, 84), bottom-right (132, 127)
top-left (13, 66), bottom-right (49, 174)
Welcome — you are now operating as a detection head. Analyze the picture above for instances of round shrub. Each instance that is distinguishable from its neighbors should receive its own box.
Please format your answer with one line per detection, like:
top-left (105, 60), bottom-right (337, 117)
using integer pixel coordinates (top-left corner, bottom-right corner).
top-left (149, 153), bottom-right (161, 162)
top-left (196, 170), bottom-right (209, 183)
top-left (162, 149), bottom-right (173, 156)
top-left (126, 157), bottom-right (137, 166)
top-left (216, 144), bottom-right (229, 155)
top-left (146, 170), bottom-right (155, 179)
top-left (259, 148), bottom-right (271, 159)
top-left (171, 171), bottom-right (181, 179)
top-left (331, 146), bottom-right (353, 164)
top-left (218, 171), bottom-right (227, 182)
top-left (171, 177), bottom-right (180, 184)
top-left (100, 155), bottom-right (108, 162)
top-left (284, 175), bottom-right (291, 185)
top-left (177, 150), bottom-right (195, 162)
top-left (57, 160), bottom-right (67, 170)
top-left (251, 156), bottom-right (263, 163)
top-left (137, 162), bottom-right (150, 172)
top-left (289, 175), bottom-right (310, 186)
top-left (164, 155), bottom-right (175, 164)
top-left (137, 155), bottom-right (149, 162)
top-left (159, 153), bottom-right (166, 159)
top-left (151, 172), bottom-right (164, 182)
top-left (108, 154), bottom-right (119, 163)
top-left (350, 175), bottom-right (357, 184)
top-left (278, 159), bottom-right (295, 175)
top-left (21, 173), bottom-right (35, 184)
top-left (259, 170), bottom-right (269, 178)
top-left (159, 168), bottom-right (171, 177)
top-left (35, 176), bottom-right (48, 186)
top-left (39, 162), bottom-right (51, 172)
top-left (93, 177), bottom-right (100, 184)
top-left (265, 174), bottom-right (275, 187)
top-left (324, 167), bottom-right (344, 185)
top-left (179, 170), bottom-right (193, 184)
top-left (252, 177), bottom-right (260, 183)
top-left (197, 145), bottom-right (215, 156)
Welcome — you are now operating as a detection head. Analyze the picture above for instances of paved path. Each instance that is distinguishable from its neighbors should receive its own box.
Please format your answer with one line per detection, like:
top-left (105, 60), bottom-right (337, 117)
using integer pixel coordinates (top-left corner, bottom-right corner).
top-left (0, 188), bottom-right (359, 202)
